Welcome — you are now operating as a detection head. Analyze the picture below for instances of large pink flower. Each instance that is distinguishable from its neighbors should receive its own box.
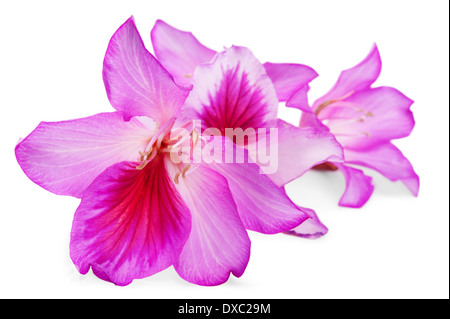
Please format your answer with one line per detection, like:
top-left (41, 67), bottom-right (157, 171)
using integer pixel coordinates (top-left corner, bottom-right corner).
top-left (151, 20), bottom-right (343, 237)
top-left (286, 44), bottom-right (419, 207)
top-left (15, 18), bottom-right (339, 285)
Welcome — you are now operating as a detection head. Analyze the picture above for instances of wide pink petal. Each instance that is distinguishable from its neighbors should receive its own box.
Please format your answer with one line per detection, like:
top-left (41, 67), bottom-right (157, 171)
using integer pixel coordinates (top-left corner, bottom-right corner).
top-left (326, 87), bottom-right (415, 149)
top-left (151, 20), bottom-right (217, 86)
top-left (15, 112), bottom-right (155, 198)
top-left (343, 142), bottom-right (419, 196)
top-left (70, 157), bottom-right (191, 286)
top-left (334, 162), bottom-right (374, 208)
top-left (313, 44), bottom-right (381, 111)
top-left (103, 17), bottom-right (190, 123)
top-left (285, 206), bottom-right (328, 239)
top-left (166, 162), bottom-right (250, 286)
top-left (185, 46), bottom-right (279, 133)
top-left (263, 62), bottom-right (318, 102)
top-left (259, 120), bottom-right (343, 186)
top-left (205, 137), bottom-right (309, 234)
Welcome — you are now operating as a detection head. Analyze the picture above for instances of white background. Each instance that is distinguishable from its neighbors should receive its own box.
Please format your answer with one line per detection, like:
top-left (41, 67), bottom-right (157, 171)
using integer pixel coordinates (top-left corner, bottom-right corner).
top-left (0, 0), bottom-right (448, 299)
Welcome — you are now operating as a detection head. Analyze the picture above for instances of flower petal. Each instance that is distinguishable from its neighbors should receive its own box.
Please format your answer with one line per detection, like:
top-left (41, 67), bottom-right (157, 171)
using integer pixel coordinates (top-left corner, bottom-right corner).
top-left (15, 112), bottom-right (155, 198)
top-left (205, 137), bottom-right (309, 234)
top-left (185, 46), bottom-right (279, 133)
top-left (285, 206), bottom-right (328, 239)
top-left (263, 62), bottom-right (318, 101)
top-left (313, 44), bottom-right (381, 111)
top-left (70, 157), bottom-right (191, 286)
top-left (151, 20), bottom-right (217, 86)
top-left (151, 20), bottom-right (318, 105)
top-left (326, 87), bottom-right (415, 149)
top-left (166, 162), bottom-right (250, 286)
top-left (256, 120), bottom-right (343, 186)
top-left (286, 84), bottom-right (315, 113)
top-left (401, 174), bottom-right (420, 197)
top-left (343, 142), bottom-right (419, 196)
top-left (334, 162), bottom-right (374, 208)
top-left (103, 17), bottom-right (190, 123)
top-left (299, 109), bottom-right (331, 131)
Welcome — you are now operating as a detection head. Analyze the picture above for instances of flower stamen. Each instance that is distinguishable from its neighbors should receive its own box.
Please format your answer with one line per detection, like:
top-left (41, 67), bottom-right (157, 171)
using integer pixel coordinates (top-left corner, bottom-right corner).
top-left (174, 172), bottom-right (181, 184)
top-left (315, 91), bottom-right (355, 116)
top-left (136, 147), bottom-right (158, 170)
top-left (181, 165), bottom-right (191, 178)
top-left (173, 165), bottom-right (191, 184)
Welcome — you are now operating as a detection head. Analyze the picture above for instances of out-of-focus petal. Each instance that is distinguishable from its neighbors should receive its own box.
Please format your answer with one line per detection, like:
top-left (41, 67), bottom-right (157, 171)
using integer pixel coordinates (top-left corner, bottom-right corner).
top-left (204, 137), bottom-right (309, 234)
top-left (166, 162), bottom-right (250, 286)
top-left (151, 20), bottom-right (217, 86)
top-left (401, 174), bottom-right (420, 197)
top-left (15, 112), bottom-right (155, 198)
top-left (257, 120), bottom-right (343, 186)
top-left (103, 17), bottom-right (190, 123)
top-left (263, 62), bottom-right (318, 102)
top-left (285, 206), bottom-right (328, 239)
top-left (286, 84), bottom-right (314, 113)
top-left (326, 87), bottom-right (415, 149)
top-left (185, 46), bottom-right (279, 133)
top-left (70, 158), bottom-right (191, 286)
top-left (299, 109), bottom-right (331, 131)
top-left (343, 142), bottom-right (419, 196)
top-left (334, 162), bottom-right (374, 208)
top-left (313, 44), bottom-right (381, 111)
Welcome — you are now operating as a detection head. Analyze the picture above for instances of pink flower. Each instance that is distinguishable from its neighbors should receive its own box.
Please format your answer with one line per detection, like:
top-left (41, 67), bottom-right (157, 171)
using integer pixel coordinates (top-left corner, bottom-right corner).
top-left (286, 44), bottom-right (419, 207)
top-left (150, 20), bottom-right (343, 237)
top-left (15, 18), bottom-right (338, 286)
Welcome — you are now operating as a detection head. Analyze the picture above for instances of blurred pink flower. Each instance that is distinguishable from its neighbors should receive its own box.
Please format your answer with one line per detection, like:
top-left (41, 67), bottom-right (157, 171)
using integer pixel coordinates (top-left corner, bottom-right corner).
top-left (287, 44), bottom-right (419, 207)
